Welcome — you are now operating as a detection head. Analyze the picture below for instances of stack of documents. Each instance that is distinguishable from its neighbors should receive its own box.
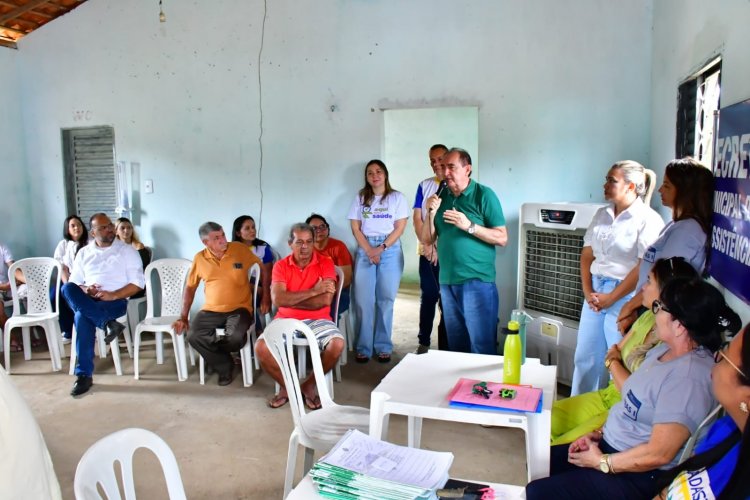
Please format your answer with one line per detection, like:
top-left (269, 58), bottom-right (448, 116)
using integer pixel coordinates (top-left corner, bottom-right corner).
top-left (309, 429), bottom-right (454, 499)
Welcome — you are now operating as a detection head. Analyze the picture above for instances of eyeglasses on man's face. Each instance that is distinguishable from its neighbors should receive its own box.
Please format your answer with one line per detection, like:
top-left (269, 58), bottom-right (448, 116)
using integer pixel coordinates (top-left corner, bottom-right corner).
top-left (92, 223), bottom-right (115, 232)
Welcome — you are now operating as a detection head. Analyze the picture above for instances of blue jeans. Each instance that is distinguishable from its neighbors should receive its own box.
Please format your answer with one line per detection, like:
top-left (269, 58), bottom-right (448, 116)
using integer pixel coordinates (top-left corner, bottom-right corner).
top-left (354, 237), bottom-right (403, 357)
top-left (418, 255), bottom-right (446, 348)
top-left (571, 275), bottom-right (634, 396)
top-left (440, 280), bottom-right (498, 354)
top-left (62, 283), bottom-right (127, 377)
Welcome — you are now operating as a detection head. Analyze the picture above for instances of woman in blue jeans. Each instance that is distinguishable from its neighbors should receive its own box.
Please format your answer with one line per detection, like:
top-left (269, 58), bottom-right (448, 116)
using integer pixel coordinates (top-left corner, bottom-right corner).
top-left (348, 160), bottom-right (408, 363)
top-left (571, 161), bottom-right (664, 395)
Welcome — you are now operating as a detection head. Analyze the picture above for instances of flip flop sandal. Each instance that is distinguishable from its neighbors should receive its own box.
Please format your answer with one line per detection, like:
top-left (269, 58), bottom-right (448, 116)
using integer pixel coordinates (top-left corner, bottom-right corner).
top-left (355, 353), bottom-right (370, 364)
top-left (377, 353), bottom-right (392, 363)
top-left (9, 343), bottom-right (23, 353)
top-left (267, 394), bottom-right (289, 409)
top-left (303, 394), bottom-right (322, 410)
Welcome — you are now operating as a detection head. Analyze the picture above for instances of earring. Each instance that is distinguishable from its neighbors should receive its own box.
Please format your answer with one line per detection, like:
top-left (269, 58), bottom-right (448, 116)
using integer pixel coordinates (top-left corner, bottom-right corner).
top-left (741, 401), bottom-right (749, 414)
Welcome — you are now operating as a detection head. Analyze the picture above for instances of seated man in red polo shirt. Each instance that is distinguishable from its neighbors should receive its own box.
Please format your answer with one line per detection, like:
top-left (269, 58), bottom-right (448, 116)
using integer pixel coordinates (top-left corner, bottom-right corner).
top-left (255, 222), bottom-right (345, 410)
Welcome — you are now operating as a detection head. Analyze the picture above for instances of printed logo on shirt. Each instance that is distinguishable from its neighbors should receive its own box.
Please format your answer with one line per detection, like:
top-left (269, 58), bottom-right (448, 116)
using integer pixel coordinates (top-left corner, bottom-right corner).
top-left (666, 468), bottom-right (714, 500)
top-left (623, 389), bottom-right (642, 421)
top-left (233, 262), bottom-right (244, 269)
top-left (643, 246), bottom-right (656, 264)
top-left (362, 206), bottom-right (392, 220)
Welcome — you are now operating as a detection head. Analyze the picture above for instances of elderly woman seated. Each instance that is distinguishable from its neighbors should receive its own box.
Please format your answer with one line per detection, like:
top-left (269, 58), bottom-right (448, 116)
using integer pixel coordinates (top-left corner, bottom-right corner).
top-left (526, 278), bottom-right (741, 500)
top-left (551, 257), bottom-right (698, 445)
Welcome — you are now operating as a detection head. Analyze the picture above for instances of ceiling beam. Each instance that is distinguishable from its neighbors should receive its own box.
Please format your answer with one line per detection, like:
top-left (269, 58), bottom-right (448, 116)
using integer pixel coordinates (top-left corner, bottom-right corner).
top-left (0, 38), bottom-right (18, 49)
top-left (0, 24), bottom-right (26, 35)
top-left (0, 0), bottom-right (50, 24)
top-left (7, 16), bottom-right (40, 29)
top-left (29, 9), bottom-right (52, 19)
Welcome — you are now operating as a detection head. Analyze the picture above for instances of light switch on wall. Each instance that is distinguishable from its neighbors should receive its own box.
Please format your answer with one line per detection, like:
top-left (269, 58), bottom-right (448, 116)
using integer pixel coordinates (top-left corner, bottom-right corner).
top-left (145, 179), bottom-right (154, 194)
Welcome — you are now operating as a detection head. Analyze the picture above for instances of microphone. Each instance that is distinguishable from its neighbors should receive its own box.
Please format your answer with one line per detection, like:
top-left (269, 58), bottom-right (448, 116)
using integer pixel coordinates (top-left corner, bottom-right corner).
top-left (435, 180), bottom-right (448, 198)
top-left (430, 181), bottom-right (448, 211)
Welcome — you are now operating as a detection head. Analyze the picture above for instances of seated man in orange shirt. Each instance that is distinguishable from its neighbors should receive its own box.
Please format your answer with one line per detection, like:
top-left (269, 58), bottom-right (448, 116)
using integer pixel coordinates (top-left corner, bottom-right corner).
top-left (305, 213), bottom-right (352, 318)
top-left (255, 223), bottom-right (345, 409)
top-left (172, 221), bottom-right (262, 386)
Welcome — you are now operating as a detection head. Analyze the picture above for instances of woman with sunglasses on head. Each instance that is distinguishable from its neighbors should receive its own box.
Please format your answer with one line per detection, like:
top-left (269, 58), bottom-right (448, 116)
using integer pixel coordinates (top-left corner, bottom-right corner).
top-left (115, 217), bottom-right (151, 267)
top-left (115, 217), bottom-right (151, 299)
top-left (656, 324), bottom-right (750, 499)
top-left (617, 157), bottom-right (714, 334)
top-left (231, 215), bottom-right (275, 316)
top-left (572, 160), bottom-right (664, 395)
top-left (552, 257), bottom-right (698, 446)
top-left (527, 278), bottom-right (741, 500)
top-left (348, 159), bottom-right (408, 363)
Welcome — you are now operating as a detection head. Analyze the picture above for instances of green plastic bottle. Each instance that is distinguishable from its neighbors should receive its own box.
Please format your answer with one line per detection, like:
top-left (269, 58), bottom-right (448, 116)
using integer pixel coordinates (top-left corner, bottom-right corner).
top-left (503, 320), bottom-right (522, 385)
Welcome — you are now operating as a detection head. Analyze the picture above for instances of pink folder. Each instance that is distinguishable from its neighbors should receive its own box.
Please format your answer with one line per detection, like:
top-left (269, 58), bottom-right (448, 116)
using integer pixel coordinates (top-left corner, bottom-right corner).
top-left (446, 377), bottom-right (543, 413)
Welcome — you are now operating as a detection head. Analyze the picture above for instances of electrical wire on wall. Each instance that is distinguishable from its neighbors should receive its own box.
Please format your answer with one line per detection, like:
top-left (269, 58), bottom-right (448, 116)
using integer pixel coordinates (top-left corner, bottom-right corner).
top-left (256, 0), bottom-right (268, 231)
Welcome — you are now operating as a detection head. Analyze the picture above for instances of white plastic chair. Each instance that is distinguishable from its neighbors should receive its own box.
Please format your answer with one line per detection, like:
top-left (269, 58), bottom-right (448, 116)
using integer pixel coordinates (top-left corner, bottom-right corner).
top-left (124, 247), bottom-right (153, 357)
top-left (678, 404), bottom-right (723, 463)
top-left (189, 263), bottom-right (260, 387)
top-left (3, 258), bottom-right (64, 373)
top-left (74, 427), bottom-right (187, 500)
top-left (133, 259), bottom-right (192, 381)
top-left (263, 318), bottom-right (370, 498)
top-left (238, 262), bottom-right (261, 386)
top-left (124, 297), bottom-right (145, 357)
top-left (333, 266), bottom-right (347, 378)
top-left (0, 297), bottom-right (13, 354)
top-left (69, 313), bottom-right (130, 376)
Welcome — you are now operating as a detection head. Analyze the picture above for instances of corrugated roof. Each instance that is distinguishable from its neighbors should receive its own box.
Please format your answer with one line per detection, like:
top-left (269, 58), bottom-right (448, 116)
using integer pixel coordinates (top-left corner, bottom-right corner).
top-left (0, 0), bottom-right (89, 49)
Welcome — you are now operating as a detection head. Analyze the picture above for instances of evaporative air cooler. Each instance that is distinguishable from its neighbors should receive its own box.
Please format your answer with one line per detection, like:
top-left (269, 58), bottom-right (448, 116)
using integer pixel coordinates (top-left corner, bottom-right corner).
top-left (517, 202), bottom-right (605, 386)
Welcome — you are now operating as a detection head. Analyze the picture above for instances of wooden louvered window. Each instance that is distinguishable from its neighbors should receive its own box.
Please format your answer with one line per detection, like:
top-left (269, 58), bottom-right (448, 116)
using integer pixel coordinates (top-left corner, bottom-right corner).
top-left (62, 126), bottom-right (117, 224)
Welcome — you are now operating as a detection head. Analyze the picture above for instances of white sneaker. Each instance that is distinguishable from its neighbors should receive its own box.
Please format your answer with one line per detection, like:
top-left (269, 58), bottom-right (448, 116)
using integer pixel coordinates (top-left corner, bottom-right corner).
top-left (61, 336), bottom-right (71, 345)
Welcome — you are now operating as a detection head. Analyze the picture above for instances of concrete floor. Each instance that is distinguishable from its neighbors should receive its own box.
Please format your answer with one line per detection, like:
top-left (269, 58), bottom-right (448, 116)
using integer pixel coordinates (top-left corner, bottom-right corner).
top-left (6, 284), bottom-right (527, 499)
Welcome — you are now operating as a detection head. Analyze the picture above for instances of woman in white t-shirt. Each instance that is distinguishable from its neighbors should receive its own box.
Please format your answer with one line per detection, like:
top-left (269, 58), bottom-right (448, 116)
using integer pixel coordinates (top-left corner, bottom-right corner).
top-left (571, 161), bottom-right (664, 396)
top-left (348, 160), bottom-right (408, 363)
top-left (52, 215), bottom-right (88, 340)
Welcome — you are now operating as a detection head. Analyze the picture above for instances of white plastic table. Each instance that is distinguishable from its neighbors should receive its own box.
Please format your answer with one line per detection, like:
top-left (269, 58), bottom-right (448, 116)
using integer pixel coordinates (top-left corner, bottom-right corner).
top-left (287, 474), bottom-right (526, 499)
top-left (368, 350), bottom-right (557, 482)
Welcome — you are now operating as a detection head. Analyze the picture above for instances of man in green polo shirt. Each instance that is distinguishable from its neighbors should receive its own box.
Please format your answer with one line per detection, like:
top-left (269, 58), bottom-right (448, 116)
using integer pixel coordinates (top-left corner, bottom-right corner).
top-left (422, 147), bottom-right (507, 354)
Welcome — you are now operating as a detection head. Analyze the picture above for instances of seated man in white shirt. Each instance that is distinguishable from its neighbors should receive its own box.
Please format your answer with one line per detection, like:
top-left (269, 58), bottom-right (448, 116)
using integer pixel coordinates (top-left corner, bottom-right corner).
top-left (61, 213), bottom-right (144, 397)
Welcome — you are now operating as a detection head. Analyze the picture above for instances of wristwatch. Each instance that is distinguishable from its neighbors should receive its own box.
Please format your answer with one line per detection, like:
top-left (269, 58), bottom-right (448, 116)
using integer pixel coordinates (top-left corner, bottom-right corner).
top-left (604, 358), bottom-right (613, 369)
top-left (467, 222), bottom-right (476, 234)
top-left (599, 454), bottom-right (611, 474)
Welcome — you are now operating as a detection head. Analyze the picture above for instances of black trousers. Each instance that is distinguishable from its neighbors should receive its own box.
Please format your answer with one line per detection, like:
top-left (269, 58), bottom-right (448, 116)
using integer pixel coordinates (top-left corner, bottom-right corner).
top-left (525, 440), bottom-right (663, 500)
top-left (417, 255), bottom-right (447, 349)
top-left (187, 308), bottom-right (252, 377)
